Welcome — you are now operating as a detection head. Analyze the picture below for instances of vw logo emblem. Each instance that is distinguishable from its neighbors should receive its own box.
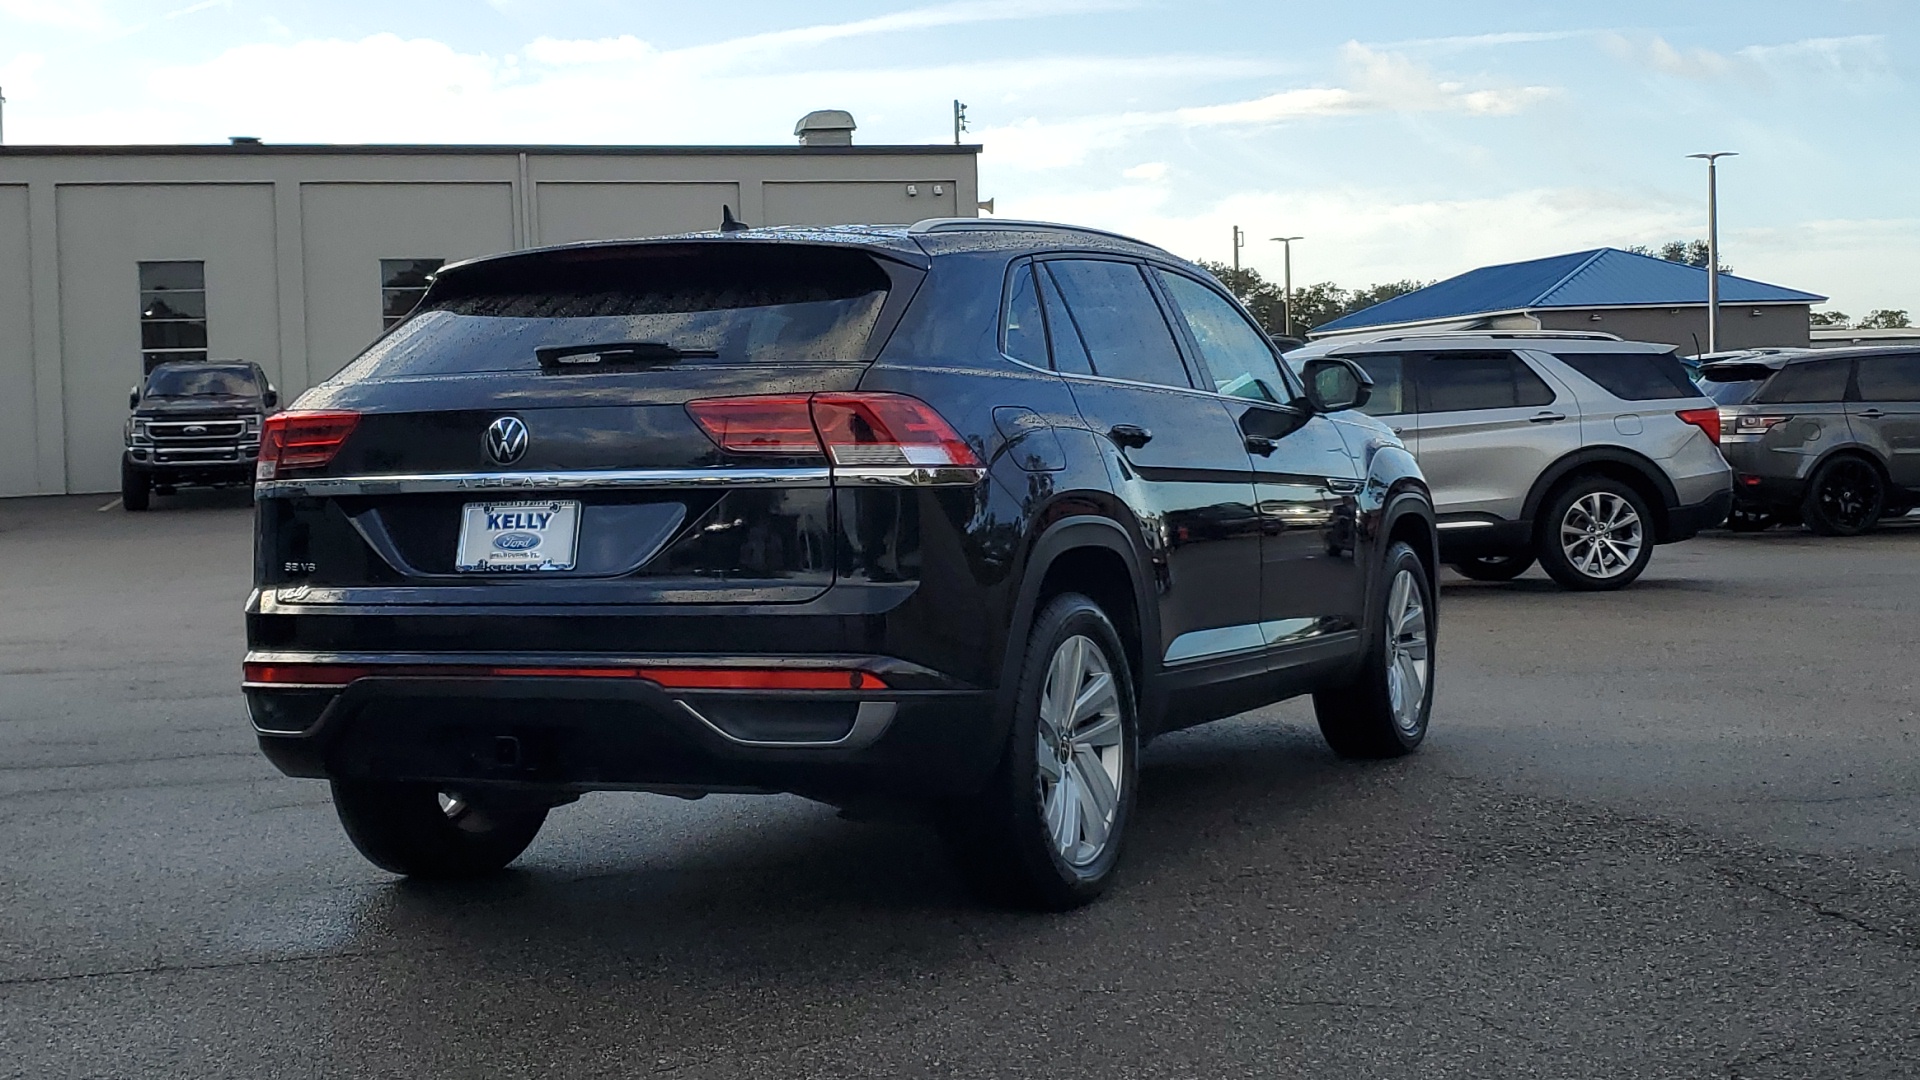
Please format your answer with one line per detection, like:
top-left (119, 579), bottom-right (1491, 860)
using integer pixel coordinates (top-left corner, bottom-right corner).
top-left (485, 416), bottom-right (529, 465)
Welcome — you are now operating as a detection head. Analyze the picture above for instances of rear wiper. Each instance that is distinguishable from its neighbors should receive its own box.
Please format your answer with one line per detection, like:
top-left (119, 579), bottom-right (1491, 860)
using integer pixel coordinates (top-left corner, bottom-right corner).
top-left (536, 341), bottom-right (720, 369)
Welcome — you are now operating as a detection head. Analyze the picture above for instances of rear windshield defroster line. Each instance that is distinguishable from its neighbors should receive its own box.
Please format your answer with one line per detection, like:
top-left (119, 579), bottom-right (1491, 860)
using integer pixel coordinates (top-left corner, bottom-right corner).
top-left (332, 245), bottom-right (895, 380)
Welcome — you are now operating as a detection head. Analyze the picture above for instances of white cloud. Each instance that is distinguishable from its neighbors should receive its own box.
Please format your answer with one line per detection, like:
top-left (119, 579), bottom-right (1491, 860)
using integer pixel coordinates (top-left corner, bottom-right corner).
top-left (0, 0), bottom-right (117, 32)
top-left (976, 42), bottom-right (1553, 169)
top-left (1122, 161), bottom-right (1168, 181)
top-left (523, 34), bottom-right (657, 65)
top-left (1602, 33), bottom-right (1891, 89)
top-left (0, 51), bottom-right (46, 98)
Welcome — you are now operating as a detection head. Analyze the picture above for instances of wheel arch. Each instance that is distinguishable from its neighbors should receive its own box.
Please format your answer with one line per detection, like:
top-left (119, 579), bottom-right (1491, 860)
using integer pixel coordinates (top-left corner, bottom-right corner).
top-left (1522, 447), bottom-right (1679, 542)
top-left (1001, 514), bottom-right (1159, 737)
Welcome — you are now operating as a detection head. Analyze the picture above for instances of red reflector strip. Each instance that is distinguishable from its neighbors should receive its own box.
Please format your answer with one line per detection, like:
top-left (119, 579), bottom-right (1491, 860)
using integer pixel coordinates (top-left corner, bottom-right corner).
top-left (244, 663), bottom-right (885, 691)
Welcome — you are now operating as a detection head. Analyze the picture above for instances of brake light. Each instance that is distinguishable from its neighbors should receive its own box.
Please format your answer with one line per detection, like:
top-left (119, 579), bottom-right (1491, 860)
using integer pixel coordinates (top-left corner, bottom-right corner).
top-left (257, 410), bottom-right (360, 478)
top-left (243, 662), bottom-right (885, 691)
top-left (812, 394), bottom-right (982, 468)
top-left (683, 395), bottom-right (819, 454)
top-left (1676, 407), bottom-right (1720, 445)
top-left (686, 393), bottom-right (981, 468)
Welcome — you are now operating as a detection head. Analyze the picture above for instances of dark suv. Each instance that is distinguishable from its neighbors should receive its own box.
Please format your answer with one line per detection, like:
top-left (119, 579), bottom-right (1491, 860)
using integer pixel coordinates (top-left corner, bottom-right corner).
top-left (123, 360), bottom-right (279, 510)
top-left (1703, 346), bottom-right (1920, 534)
top-left (244, 221), bottom-right (1437, 908)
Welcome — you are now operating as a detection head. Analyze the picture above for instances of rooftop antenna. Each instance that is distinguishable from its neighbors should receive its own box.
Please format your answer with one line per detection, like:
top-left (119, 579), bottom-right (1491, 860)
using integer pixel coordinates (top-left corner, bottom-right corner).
top-left (953, 100), bottom-right (968, 145)
top-left (720, 205), bottom-right (749, 233)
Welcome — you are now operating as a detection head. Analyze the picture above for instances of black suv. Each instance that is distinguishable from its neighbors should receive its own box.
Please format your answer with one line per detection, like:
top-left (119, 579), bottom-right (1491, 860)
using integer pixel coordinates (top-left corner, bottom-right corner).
top-left (245, 221), bottom-right (1438, 908)
top-left (123, 360), bottom-right (279, 510)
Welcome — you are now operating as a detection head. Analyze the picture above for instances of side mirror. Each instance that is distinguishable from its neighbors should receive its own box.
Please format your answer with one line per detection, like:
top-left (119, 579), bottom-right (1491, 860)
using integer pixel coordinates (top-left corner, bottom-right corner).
top-left (128, 386), bottom-right (140, 410)
top-left (1300, 357), bottom-right (1373, 414)
top-left (263, 387), bottom-right (279, 409)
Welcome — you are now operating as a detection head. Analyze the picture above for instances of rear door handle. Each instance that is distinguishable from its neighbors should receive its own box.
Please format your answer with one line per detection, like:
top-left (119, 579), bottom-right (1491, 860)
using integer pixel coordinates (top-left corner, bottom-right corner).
top-left (1326, 478), bottom-right (1363, 495)
top-left (1108, 424), bottom-right (1153, 449)
top-left (1245, 436), bottom-right (1278, 456)
top-left (1857, 409), bottom-right (1885, 419)
top-left (1528, 412), bottom-right (1568, 423)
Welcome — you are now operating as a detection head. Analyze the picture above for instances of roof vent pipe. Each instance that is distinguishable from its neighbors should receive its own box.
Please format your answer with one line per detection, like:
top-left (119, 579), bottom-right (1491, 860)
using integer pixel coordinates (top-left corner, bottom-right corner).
top-left (229, 136), bottom-right (262, 146)
top-left (794, 110), bottom-right (856, 147)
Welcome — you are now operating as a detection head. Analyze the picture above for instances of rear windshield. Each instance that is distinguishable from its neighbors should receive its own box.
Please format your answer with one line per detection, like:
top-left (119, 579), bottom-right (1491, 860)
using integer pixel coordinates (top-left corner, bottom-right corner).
top-left (145, 365), bottom-right (258, 397)
top-left (334, 246), bottom-right (893, 380)
top-left (1699, 363), bottom-right (1774, 406)
top-left (1554, 350), bottom-right (1699, 401)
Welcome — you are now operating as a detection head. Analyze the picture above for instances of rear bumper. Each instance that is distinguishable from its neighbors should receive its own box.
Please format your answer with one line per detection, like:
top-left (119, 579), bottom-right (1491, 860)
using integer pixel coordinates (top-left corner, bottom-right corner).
top-left (245, 651), bottom-right (1000, 800)
top-left (1661, 488), bottom-right (1734, 542)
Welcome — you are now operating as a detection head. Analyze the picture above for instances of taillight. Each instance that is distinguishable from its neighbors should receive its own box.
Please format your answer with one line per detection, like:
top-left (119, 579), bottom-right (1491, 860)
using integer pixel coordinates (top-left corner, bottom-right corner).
top-left (812, 394), bottom-right (982, 468)
top-left (683, 395), bottom-right (819, 454)
top-left (257, 410), bottom-right (360, 479)
top-left (687, 393), bottom-right (982, 469)
top-left (1676, 407), bottom-right (1720, 445)
top-left (1732, 414), bottom-right (1790, 436)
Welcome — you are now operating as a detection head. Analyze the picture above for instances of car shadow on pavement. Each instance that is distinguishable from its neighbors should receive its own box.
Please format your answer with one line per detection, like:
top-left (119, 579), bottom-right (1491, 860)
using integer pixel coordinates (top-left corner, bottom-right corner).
top-left (310, 715), bottom-right (1370, 1040)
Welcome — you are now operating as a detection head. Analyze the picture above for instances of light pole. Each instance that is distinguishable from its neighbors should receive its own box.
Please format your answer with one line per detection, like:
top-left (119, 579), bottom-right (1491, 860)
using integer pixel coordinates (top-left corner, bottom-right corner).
top-left (1270, 236), bottom-right (1302, 337)
top-left (1687, 151), bottom-right (1736, 353)
top-left (1231, 225), bottom-right (1245, 280)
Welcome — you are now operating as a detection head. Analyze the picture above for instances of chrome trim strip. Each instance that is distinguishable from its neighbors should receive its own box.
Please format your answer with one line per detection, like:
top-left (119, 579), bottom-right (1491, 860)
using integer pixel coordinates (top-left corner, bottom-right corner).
top-left (675, 700), bottom-right (898, 750)
top-left (1436, 520), bottom-right (1496, 530)
top-left (1163, 618), bottom-right (1321, 665)
top-left (834, 466), bottom-right (986, 487)
top-left (256, 467), bottom-right (832, 498)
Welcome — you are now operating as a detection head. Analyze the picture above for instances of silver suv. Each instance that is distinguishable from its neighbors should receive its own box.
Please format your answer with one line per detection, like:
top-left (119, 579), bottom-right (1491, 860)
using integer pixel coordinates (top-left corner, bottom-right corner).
top-left (1289, 331), bottom-right (1732, 590)
top-left (1701, 346), bottom-right (1920, 535)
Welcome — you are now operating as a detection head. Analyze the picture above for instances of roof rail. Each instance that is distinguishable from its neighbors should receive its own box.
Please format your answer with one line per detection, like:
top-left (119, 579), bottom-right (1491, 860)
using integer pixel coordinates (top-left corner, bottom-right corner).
top-left (1359, 329), bottom-right (1624, 344)
top-left (907, 217), bottom-right (1167, 250)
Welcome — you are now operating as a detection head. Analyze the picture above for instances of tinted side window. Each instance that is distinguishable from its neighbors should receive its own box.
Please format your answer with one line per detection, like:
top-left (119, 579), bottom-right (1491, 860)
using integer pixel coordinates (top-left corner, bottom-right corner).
top-left (1035, 266), bottom-right (1094, 376)
top-left (1755, 358), bottom-right (1852, 404)
top-left (1003, 262), bottom-right (1048, 366)
top-left (1044, 260), bottom-right (1192, 389)
top-left (1416, 352), bottom-right (1556, 412)
top-left (1554, 351), bottom-right (1698, 400)
top-left (1154, 270), bottom-right (1282, 402)
top-left (1344, 353), bottom-right (1408, 416)
top-left (1854, 353), bottom-right (1920, 401)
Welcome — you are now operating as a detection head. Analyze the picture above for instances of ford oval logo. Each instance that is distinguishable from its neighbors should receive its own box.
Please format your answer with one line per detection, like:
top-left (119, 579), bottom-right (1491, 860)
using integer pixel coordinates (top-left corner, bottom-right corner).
top-left (485, 416), bottom-right (529, 465)
top-left (492, 531), bottom-right (541, 551)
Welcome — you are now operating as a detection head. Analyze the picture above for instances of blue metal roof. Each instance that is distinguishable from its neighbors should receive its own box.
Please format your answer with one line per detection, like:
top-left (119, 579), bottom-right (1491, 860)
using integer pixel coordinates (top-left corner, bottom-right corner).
top-left (1315, 247), bottom-right (1826, 333)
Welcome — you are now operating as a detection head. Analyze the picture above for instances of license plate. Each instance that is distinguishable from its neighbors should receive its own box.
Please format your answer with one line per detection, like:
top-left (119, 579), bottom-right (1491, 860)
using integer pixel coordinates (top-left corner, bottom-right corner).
top-left (456, 500), bottom-right (581, 572)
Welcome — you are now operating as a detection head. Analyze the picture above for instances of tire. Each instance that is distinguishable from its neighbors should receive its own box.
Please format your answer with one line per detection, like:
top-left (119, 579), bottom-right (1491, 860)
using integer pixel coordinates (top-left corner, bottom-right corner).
top-left (1724, 507), bottom-right (1775, 533)
top-left (1801, 456), bottom-right (1885, 536)
top-left (120, 461), bottom-right (150, 512)
top-left (331, 781), bottom-right (548, 878)
top-left (941, 593), bottom-right (1138, 911)
top-left (1451, 553), bottom-right (1534, 581)
top-left (1536, 476), bottom-right (1655, 591)
top-left (1314, 541), bottom-right (1434, 759)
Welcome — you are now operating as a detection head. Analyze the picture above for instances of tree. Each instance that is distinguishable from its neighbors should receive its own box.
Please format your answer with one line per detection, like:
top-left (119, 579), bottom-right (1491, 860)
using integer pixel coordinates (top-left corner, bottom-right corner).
top-left (1626, 239), bottom-right (1729, 274)
top-left (1858, 309), bottom-right (1913, 329)
top-left (1810, 310), bottom-right (1851, 328)
top-left (1195, 262), bottom-right (1428, 335)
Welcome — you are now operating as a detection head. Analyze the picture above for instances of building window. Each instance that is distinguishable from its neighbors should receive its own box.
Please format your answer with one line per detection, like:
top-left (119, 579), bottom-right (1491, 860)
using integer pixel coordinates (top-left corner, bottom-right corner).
top-left (139, 261), bottom-right (207, 371)
top-left (381, 259), bottom-right (443, 330)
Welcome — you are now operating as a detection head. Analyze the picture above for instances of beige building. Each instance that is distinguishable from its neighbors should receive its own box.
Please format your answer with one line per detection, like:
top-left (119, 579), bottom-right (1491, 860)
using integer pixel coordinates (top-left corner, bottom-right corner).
top-left (0, 122), bottom-right (980, 496)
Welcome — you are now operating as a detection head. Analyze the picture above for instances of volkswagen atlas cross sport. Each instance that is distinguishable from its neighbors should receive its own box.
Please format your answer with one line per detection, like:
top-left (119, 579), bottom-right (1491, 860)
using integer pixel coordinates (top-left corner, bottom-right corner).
top-left (244, 220), bottom-right (1438, 909)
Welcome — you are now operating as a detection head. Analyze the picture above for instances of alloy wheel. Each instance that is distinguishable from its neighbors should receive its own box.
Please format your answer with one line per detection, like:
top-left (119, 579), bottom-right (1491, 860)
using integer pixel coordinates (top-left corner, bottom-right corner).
top-left (1034, 635), bottom-right (1125, 868)
top-left (1559, 492), bottom-right (1644, 580)
top-left (1383, 568), bottom-right (1430, 735)
top-left (1816, 460), bottom-right (1881, 532)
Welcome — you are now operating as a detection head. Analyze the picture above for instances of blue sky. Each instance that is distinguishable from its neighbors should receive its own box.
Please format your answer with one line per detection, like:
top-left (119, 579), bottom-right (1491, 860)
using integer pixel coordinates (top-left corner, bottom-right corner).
top-left (2, 0), bottom-right (1914, 313)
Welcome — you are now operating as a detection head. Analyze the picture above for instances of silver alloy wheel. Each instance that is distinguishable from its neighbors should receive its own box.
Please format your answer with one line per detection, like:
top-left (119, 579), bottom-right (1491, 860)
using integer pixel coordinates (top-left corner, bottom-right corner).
top-left (1560, 492), bottom-right (1644, 580)
top-left (1034, 634), bottom-right (1125, 868)
top-left (1383, 569), bottom-right (1430, 735)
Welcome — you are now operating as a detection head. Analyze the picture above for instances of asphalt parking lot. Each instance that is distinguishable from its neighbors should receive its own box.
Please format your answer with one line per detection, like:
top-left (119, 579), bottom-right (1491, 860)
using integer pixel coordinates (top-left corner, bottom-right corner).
top-left (2, 493), bottom-right (1917, 1079)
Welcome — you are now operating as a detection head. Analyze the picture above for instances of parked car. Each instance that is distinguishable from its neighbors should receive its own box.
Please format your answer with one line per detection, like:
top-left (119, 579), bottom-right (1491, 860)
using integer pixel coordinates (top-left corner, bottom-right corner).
top-left (123, 360), bottom-right (278, 510)
top-left (243, 220), bottom-right (1439, 909)
top-left (1701, 346), bottom-right (1920, 535)
top-left (1287, 331), bottom-right (1732, 590)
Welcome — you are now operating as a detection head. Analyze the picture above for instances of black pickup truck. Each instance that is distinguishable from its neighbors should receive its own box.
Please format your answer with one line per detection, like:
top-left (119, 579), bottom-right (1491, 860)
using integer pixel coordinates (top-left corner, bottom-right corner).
top-left (122, 360), bottom-right (279, 510)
